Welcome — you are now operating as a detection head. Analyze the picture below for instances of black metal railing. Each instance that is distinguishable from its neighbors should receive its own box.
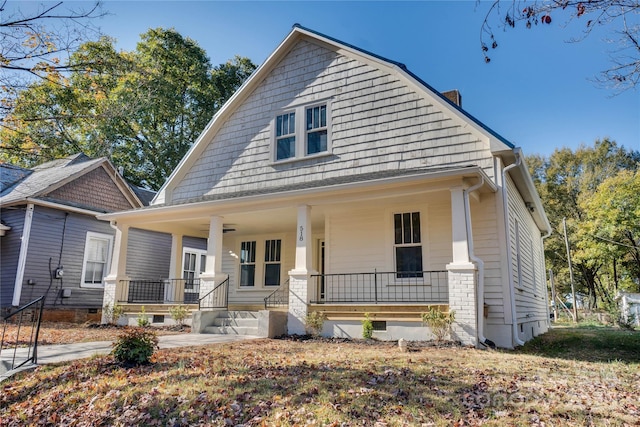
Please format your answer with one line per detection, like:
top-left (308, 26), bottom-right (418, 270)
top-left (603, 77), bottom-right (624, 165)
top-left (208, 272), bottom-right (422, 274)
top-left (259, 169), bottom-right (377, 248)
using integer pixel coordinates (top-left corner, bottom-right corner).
top-left (264, 279), bottom-right (290, 309)
top-left (199, 277), bottom-right (230, 310)
top-left (122, 279), bottom-right (200, 304)
top-left (1, 296), bottom-right (45, 375)
top-left (310, 271), bottom-right (448, 304)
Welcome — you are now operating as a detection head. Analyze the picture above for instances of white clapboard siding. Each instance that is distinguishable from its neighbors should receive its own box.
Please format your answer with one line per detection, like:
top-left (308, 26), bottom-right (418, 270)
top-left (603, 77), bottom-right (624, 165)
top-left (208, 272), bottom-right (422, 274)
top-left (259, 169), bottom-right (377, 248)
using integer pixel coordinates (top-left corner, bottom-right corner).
top-left (506, 176), bottom-right (548, 323)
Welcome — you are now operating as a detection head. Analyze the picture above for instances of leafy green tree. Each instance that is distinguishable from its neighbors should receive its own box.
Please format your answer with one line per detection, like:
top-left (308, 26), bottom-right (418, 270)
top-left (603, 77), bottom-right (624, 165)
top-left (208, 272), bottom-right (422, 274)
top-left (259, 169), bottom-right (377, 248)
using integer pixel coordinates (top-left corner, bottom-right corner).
top-left (529, 139), bottom-right (640, 308)
top-left (0, 28), bottom-right (256, 189)
top-left (579, 170), bottom-right (640, 292)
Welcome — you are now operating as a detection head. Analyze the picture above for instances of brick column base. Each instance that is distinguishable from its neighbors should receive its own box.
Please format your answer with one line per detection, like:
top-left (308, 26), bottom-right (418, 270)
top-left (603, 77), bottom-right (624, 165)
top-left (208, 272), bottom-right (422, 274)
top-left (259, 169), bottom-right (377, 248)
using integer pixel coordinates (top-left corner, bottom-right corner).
top-left (101, 276), bottom-right (128, 324)
top-left (446, 264), bottom-right (478, 347)
top-left (288, 272), bottom-right (311, 335)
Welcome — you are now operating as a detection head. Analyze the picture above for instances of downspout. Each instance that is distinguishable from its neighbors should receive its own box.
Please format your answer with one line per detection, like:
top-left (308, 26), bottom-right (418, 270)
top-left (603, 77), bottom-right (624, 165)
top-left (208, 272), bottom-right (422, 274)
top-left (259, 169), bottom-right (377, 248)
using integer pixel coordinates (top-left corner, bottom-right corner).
top-left (13, 204), bottom-right (35, 306)
top-left (541, 229), bottom-right (552, 327)
top-left (463, 176), bottom-right (494, 348)
top-left (502, 149), bottom-right (525, 347)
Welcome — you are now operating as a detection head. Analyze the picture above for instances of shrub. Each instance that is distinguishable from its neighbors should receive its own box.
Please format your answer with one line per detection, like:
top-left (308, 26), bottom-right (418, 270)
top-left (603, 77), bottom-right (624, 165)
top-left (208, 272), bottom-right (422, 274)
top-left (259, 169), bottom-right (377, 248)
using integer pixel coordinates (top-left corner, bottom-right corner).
top-left (137, 306), bottom-right (150, 327)
top-left (169, 305), bottom-right (189, 326)
top-left (362, 313), bottom-right (374, 339)
top-left (103, 303), bottom-right (124, 325)
top-left (305, 311), bottom-right (326, 336)
top-left (422, 307), bottom-right (456, 342)
top-left (111, 327), bottom-right (158, 365)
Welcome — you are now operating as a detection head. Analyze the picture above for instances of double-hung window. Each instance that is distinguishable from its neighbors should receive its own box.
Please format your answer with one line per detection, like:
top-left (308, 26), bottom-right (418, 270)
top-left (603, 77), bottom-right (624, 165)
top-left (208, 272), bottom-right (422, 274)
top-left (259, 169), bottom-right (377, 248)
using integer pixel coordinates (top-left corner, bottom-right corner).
top-left (240, 241), bottom-right (256, 287)
top-left (81, 232), bottom-right (113, 288)
top-left (275, 112), bottom-right (296, 160)
top-left (394, 212), bottom-right (423, 278)
top-left (273, 101), bottom-right (330, 162)
top-left (306, 104), bottom-right (327, 155)
top-left (264, 239), bottom-right (282, 286)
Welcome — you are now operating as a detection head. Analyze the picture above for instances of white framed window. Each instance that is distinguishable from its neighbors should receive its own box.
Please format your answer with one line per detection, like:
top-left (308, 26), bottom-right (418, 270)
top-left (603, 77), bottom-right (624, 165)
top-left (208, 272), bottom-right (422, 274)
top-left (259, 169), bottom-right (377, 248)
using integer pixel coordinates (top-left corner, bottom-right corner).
top-left (305, 104), bottom-right (327, 155)
top-left (272, 100), bottom-right (331, 162)
top-left (236, 237), bottom-right (285, 289)
top-left (393, 212), bottom-right (423, 278)
top-left (240, 241), bottom-right (256, 287)
top-left (80, 232), bottom-right (113, 288)
top-left (264, 239), bottom-right (282, 286)
top-left (275, 111), bottom-right (296, 160)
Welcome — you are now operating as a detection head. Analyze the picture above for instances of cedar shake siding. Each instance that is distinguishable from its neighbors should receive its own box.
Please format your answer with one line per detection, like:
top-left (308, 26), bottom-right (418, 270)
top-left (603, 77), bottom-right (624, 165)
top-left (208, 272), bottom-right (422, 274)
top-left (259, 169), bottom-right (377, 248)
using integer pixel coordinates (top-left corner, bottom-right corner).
top-left (169, 39), bottom-right (495, 203)
top-left (46, 166), bottom-right (135, 212)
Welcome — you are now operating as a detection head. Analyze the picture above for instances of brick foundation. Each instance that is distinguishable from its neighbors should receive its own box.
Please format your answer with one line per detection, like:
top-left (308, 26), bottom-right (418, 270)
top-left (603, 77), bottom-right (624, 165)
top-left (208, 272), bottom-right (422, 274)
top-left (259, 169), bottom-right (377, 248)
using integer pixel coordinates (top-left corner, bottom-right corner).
top-left (1, 307), bottom-right (101, 324)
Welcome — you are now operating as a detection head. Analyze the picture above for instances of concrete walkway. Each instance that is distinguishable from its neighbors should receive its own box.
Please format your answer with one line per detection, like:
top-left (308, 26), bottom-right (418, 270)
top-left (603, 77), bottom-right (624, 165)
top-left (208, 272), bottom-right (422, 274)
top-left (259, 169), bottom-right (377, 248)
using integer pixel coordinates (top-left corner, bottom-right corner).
top-left (1, 333), bottom-right (259, 381)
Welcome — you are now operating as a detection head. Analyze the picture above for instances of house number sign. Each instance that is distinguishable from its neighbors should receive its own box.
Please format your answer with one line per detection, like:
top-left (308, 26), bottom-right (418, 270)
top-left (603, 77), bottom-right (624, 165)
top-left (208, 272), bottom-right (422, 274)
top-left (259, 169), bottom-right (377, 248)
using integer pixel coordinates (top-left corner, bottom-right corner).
top-left (299, 226), bottom-right (304, 242)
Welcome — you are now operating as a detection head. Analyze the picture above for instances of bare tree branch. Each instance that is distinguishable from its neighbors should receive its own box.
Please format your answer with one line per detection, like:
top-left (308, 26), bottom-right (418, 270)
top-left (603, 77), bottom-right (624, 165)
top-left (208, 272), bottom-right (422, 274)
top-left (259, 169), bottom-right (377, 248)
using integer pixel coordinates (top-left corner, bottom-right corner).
top-left (0, 0), bottom-right (104, 119)
top-left (480, 0), bottom-right (640, 91)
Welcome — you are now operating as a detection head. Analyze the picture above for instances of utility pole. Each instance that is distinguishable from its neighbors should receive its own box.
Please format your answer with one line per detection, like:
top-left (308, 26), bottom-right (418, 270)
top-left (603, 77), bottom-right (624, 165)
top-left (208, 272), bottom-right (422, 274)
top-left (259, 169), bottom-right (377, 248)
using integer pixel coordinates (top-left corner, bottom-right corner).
top-left (563, 217), bottom-right (578, 323)
top-left (549, 269), bottom-right (558, 323)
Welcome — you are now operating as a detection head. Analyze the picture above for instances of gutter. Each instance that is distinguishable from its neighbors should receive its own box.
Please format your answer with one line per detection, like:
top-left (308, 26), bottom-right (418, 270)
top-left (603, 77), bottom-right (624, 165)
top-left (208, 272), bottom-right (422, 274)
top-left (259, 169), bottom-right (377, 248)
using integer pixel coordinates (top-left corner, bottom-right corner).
top-left (502, 149), bottom-right (525, 347)
top-left (26, 198), bottom-right (103, 217)
top-left (462, 176), bottom-right (495, 349)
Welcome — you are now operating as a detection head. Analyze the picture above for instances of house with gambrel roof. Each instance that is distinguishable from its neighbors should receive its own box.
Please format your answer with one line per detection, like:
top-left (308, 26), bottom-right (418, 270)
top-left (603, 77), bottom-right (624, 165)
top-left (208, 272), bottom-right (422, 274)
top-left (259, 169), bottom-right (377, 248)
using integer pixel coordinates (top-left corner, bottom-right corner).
top-left (99, 25), bottom-right (551, 348)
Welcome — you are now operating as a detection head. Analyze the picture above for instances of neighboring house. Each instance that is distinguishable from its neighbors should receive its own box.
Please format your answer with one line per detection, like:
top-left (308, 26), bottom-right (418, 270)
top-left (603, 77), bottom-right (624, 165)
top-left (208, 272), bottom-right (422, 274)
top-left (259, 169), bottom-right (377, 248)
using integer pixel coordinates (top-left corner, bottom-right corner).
top-left (0, 154), bottom-right (153, 322)
top-left (100, 25), bottom-right (551, 348)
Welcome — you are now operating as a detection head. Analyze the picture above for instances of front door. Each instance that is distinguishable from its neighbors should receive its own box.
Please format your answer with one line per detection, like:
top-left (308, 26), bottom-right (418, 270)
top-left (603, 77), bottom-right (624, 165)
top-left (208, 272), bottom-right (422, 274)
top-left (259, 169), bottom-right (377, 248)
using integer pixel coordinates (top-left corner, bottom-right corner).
top-left (183, 248), bottom-right (206, 304)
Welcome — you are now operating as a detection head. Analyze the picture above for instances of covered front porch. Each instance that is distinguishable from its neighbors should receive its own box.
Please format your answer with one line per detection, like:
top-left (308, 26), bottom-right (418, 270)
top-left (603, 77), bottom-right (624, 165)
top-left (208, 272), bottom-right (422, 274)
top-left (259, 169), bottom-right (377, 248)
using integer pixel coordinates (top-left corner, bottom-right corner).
top-left (100, 167), bottom-right (495, 345)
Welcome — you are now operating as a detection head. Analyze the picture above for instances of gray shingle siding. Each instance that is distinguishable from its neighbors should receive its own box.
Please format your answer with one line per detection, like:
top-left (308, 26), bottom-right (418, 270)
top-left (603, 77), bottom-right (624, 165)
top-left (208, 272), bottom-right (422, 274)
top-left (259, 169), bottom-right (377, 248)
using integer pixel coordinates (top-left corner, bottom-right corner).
top-left (169, 39), bottom-right (494, 204)
top-left (0, 208), bottom-right (25, 308)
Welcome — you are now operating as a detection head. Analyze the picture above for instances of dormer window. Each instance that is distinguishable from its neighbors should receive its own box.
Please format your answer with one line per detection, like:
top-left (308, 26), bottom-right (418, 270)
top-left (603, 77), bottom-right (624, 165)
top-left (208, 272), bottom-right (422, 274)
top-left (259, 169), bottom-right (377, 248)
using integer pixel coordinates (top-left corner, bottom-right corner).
top-left (272, 101), bottom-right (331, 162)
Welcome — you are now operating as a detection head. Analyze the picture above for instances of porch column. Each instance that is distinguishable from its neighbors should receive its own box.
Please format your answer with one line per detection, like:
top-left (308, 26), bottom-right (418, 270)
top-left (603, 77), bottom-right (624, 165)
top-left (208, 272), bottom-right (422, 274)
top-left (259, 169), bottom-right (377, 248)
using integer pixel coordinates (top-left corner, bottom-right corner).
top-left (446, 186), bottom-right (478, 346)
top-left (102, 223), bottom-right (130, 324)
top-left (288, 205), bottom-right (315, 335)
top-left (449, 186), bottom-right (470, 266)
top-left (199, 216), bottom-right (224, 300)
top-left (166, 233), bottom-right (183, 302)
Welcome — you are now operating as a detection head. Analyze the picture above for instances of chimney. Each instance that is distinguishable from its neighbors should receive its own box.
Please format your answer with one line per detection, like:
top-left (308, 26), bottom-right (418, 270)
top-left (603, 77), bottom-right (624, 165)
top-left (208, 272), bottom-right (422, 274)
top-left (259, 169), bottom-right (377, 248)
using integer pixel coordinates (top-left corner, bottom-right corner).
top-left (442, 89), bottom-right (462, 107)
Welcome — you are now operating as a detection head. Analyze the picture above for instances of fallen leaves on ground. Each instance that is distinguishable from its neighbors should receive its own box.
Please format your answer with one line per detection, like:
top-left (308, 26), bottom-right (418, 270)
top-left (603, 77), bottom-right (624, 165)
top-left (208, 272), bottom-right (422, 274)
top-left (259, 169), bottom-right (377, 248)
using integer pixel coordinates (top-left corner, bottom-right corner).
top-left (2, 331), bottom-right (639, 426)
top-left (0, 322), bottom-right (189, 346)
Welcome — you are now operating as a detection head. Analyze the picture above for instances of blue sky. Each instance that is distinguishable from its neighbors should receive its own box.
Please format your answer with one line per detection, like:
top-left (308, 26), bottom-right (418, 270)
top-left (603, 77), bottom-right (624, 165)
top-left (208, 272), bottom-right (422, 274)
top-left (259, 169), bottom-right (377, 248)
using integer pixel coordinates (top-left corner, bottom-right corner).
top-left (14, 1), bottom-right (640, 157)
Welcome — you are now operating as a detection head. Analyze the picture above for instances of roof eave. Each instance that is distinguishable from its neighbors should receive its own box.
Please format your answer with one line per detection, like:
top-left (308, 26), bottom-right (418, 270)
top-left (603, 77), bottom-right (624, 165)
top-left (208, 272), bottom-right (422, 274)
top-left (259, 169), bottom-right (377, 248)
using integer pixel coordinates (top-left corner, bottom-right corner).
top-left (101, 166), bottom-right (495, 223)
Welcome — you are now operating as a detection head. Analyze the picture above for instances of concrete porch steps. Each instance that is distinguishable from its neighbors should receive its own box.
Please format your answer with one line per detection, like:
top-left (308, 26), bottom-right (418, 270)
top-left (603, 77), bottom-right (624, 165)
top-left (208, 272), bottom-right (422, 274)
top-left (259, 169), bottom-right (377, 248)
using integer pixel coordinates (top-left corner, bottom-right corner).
top-left (202, 311), bottom-right (259, 336)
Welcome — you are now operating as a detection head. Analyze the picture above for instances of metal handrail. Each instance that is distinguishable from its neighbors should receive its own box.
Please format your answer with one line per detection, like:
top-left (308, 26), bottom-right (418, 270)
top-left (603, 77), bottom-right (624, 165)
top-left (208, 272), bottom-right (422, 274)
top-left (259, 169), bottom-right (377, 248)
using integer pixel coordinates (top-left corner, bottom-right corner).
top-left (310, 270), bottom-right (449, 304)
top-left (264, 279), bottom-right (290, 309)
top-left (1, 296), bottom-right (45, 373)
top-left (121, 278), bottom-right (201, 304)
top-left (198, 277), bottom-right (230, 310)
